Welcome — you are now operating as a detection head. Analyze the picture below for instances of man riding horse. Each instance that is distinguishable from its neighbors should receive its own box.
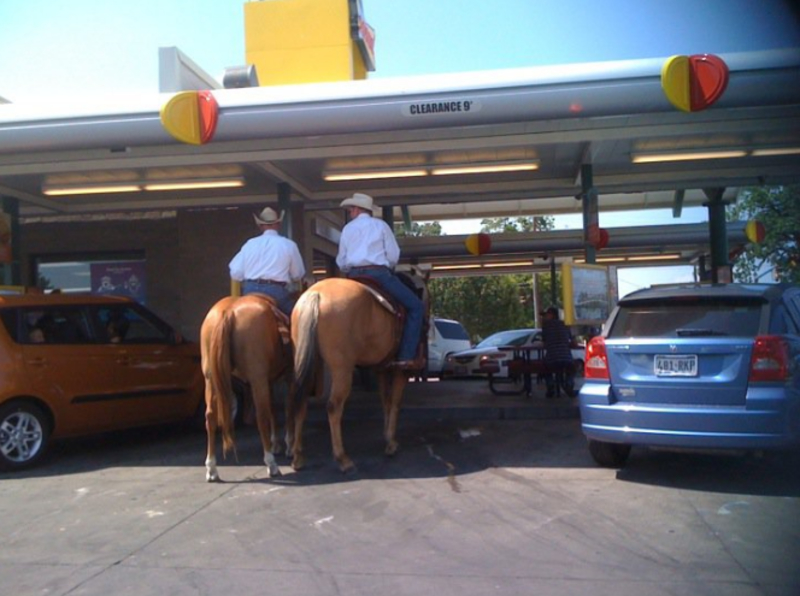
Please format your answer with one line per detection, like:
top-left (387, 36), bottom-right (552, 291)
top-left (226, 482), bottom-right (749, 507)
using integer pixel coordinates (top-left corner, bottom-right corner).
top-left (228, 206), bottom-right (306, 316)
top-left (336, 193), bottom-right (425, 370)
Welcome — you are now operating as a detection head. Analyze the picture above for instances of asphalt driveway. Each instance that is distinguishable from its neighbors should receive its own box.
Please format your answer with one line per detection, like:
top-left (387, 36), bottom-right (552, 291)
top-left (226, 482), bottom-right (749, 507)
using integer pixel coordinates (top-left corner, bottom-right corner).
top-left (1, 391), bottom-right (798, 596)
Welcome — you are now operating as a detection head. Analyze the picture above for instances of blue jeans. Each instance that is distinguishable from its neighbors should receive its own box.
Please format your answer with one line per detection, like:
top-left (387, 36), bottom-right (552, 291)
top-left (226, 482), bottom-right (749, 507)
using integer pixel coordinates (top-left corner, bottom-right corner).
top-left (242, 281), bottom-right (295, 316)
top-left (347, 266), bottom-right (424, 361)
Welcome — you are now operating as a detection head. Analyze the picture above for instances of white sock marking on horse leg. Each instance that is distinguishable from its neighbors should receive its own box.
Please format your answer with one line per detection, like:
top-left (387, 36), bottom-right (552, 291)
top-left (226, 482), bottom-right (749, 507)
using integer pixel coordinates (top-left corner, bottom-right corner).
top-left (264, 451), bottom-right (281, 477)
top-left (205, 456), bottom-right (219, 482)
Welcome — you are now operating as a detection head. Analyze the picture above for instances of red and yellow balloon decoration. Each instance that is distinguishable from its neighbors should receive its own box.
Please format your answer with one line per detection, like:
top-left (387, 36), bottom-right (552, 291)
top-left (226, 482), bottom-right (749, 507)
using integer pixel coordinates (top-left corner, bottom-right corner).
top-left (661, 54), bottom-right (729, 112)
top-left (465, 233), bottom-right (491, 256)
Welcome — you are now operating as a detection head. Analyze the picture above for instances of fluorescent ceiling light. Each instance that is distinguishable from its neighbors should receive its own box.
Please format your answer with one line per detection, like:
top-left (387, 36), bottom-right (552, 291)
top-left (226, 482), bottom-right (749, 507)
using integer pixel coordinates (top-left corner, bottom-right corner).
top-left (43, 178), bottom-right (245, 196)
top-left (43, 184), bottom-right (141, 196)
top-left (751, 147), bottom-right (800, 157)
top-left (144, 178), bottom-right (245, 191)
top-left (631, 150), bottom-right (747, 164)
top-left (483, 261), bottom-right (534, 268)
top-left (323, 169), bottom-right (427, 182)
top-left (323, 161), bottom-right (539, 181)
top-left (575, 253), bottom-right (682, 264)
top-left (432, 264), bottom-right (483, 271)
top-left (627, 254), bottom-right (681, 262)
top-left (431, 162), bottom-right (539, 176)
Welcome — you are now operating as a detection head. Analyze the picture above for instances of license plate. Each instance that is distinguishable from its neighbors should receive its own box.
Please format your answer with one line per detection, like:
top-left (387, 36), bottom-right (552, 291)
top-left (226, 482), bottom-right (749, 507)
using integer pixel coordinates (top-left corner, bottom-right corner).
top-left (455, 366), bottom-right (467, 375)
top-left (654, 354), bottom-right (698, 377)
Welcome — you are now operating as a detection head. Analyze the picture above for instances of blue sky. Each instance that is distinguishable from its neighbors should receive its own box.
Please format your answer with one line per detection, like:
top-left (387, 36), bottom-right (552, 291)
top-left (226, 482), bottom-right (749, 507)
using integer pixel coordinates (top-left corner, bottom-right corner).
top-left (1, 0), bottom-right (798, 101)
top-left (1, 0), bottom-right (798, 294)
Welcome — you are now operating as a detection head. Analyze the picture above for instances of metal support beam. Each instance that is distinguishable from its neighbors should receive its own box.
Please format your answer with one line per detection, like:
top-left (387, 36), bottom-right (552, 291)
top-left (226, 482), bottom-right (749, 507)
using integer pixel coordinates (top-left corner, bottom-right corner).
top-left (703, 187), bottom-right (730, 283)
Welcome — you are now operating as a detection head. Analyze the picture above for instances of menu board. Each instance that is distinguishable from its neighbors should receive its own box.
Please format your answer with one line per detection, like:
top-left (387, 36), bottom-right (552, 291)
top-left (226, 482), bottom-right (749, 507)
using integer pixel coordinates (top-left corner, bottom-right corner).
top-left (561, 263), bottom-right (611, 325)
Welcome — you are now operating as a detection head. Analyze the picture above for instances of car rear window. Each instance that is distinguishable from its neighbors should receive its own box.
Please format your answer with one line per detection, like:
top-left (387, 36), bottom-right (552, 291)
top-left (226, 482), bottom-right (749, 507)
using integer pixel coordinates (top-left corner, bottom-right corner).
top-left (608, 298), bottom-right (763, 338)
top-left (435, 320), bottom-right (469, 341)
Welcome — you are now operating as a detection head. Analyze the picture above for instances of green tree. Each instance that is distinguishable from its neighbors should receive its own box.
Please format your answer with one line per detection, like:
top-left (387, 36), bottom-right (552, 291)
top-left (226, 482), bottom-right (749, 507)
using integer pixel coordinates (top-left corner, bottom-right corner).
top-left (429, 275), bottom-right (530, 341)
top-left (480, 215), bottom-right (554, 233)
top-left (728, 185), bottom-right (800, 284)
top-left (395, 221), bottom-right (442, 237)
top-left (399, 215), bottom-right (562, 339)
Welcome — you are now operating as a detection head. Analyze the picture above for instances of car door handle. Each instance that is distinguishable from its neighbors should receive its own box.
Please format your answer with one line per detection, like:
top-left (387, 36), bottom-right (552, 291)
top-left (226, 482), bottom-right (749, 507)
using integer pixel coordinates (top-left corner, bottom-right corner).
top-left (26, 357), bottom-right (47, 367)
top-left (116, 356), bottom-right (131, 365)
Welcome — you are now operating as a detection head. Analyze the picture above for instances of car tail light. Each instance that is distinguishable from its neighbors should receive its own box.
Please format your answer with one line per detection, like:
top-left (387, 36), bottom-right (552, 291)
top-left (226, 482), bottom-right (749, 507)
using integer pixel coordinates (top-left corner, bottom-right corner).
top-left (749, 335), bottom-right (790, 382)
top-left (584, 336), bottom-right (609, 380)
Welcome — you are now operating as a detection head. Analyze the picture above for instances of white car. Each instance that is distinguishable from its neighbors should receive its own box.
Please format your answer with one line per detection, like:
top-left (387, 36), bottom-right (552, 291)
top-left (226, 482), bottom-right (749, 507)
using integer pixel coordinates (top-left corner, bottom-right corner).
top-left (444, 328), bottom-right (584, 378)
top-left (427, 318), bottom-right (472, 377)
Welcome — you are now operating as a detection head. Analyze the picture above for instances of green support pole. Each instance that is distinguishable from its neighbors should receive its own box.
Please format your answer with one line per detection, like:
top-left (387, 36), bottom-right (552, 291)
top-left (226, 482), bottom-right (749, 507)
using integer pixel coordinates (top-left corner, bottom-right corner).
top-left (383, 204), bottom-right (394, 230)
top-left (581, 164), bottom-right (597, 264)
top-left (401, 205), bottom-right (413, 234)
top-left (0, 196), bottom-right (20, 286)
top-left (277, 182), bottom-right (292, 238)
top-left (703, 188), bottom-right (729, 283)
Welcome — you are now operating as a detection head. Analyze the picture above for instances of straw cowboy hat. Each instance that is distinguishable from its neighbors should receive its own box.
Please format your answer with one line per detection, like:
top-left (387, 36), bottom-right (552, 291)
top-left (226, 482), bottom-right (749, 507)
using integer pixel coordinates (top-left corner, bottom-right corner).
top-left (339, 192), bottom-right (375, 212)
top-left (253, 207), bottom-right (284, 225)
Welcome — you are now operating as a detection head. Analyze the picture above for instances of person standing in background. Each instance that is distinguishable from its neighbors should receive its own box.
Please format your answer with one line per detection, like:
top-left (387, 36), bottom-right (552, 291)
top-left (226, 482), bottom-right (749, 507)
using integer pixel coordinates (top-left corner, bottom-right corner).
top-left (541, 306), bottom-right (576, 398)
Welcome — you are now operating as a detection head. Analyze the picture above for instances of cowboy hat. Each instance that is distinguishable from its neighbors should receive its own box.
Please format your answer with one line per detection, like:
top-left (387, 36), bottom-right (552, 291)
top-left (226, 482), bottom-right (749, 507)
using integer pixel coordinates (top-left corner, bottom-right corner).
top-left (253, 207), bottom-right (284, 225)
top-left (339, 192), bottom-right (375, 212)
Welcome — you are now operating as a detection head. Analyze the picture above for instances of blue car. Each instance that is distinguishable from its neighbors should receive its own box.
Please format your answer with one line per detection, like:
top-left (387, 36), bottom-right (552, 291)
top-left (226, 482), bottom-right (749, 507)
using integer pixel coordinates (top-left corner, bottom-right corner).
top-left (579, 283), bottom-right (800, 467)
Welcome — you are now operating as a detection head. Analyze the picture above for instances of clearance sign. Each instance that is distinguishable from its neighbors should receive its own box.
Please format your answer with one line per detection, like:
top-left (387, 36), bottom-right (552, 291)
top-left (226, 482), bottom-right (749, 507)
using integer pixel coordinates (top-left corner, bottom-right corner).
top-left (403, 100), bottom-right (481, 117)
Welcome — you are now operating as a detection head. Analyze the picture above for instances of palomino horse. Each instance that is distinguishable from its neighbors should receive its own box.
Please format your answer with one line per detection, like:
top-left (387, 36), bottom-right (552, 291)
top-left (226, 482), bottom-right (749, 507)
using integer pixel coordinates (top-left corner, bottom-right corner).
top-left (200, 294), bottom-right (293, 482)
top-left (290, 272), bottom-right (428, 473)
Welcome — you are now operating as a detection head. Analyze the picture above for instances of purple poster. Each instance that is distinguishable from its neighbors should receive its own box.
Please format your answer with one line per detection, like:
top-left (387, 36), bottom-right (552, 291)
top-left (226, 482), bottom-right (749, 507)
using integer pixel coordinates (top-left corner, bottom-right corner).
top-left (90, 261), bottom-right (147, 304)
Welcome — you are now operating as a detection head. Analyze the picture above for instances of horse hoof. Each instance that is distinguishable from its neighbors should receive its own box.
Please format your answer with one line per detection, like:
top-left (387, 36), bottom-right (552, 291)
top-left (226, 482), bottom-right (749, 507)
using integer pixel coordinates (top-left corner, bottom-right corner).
top-left (291, 456), bottom-right (305, 471)
top-left (206, 473), bottom-right (220, 483)
top-left (385, 442), bottom-right (399, 457)
top-left (268, 465), bottom-right (282, 478)
top-left (339, 460), bottom-right (358, 475)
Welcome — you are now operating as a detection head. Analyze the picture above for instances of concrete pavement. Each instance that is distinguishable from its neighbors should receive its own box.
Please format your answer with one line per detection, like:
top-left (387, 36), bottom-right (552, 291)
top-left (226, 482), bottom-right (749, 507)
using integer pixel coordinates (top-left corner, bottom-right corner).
top-left (1, 379), bottom-right (798, 596)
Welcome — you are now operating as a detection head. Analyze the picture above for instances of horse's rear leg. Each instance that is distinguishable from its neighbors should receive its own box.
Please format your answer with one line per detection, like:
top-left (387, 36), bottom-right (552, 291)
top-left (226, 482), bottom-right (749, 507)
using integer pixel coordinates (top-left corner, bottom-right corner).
top-left (328, 368), bottom-right (356, 473)
top-left (289, 393), bottom-right (308, 471)
top-left (204, 385), bottom-right (220, 482)
top-left (251, 384), bottom-right (281, 477)
top-left (382, 370), bottom-right (408, 456)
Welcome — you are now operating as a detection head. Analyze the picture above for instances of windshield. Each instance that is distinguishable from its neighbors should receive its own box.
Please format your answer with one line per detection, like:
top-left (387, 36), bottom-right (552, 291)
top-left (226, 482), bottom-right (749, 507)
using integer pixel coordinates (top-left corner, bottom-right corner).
top-left (435, 320), bottom-right (470, 341)
top-left (476, 330), bottom-right (533, 348)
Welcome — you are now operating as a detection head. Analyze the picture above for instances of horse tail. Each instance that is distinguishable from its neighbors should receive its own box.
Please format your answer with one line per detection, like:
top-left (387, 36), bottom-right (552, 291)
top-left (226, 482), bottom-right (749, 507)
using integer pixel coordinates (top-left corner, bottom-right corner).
top-left (209, 308), bottom-right (236, 456)
top-left (292, 291), bottom-right (320, 409)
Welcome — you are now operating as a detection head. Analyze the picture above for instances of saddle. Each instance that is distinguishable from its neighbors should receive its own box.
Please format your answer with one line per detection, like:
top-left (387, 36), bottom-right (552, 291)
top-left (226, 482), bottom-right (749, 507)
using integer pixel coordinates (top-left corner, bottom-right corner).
top-left (349, 274), bottom-right (428, 369)
top-left (248, 293), bottom-right (292, 346)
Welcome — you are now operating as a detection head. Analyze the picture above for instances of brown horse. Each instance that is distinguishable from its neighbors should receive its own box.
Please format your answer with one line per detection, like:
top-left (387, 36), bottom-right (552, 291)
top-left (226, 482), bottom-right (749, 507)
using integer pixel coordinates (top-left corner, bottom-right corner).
top-left (200, 294), bottom-right (293, 482)
top-left (289, 273), bottom-right (428, 473)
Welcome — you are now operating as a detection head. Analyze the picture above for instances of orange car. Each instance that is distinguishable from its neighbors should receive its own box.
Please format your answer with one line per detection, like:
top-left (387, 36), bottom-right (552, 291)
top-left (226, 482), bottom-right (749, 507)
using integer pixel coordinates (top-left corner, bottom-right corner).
top-left (0, 293), bottom-right (204, 470)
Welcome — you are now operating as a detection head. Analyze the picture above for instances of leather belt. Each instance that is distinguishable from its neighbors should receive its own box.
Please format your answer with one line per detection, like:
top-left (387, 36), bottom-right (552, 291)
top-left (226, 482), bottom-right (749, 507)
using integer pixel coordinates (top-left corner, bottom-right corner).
top-left (245, 279), bottom-right (287, 287)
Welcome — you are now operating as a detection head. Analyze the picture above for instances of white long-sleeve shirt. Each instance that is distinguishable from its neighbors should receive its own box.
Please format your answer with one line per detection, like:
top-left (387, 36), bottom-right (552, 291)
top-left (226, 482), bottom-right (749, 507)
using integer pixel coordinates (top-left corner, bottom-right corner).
top-left (229, 229), bottom-right (306, 282)
top-left (336, 213), bottom-right (400, 271)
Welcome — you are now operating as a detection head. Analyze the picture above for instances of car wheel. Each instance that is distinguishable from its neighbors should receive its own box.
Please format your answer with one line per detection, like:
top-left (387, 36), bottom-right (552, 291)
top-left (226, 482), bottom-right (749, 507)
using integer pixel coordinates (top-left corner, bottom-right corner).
top-left (587, 439), bottom-right (631, 468)
top-left (0, 401), bottom-right (51, 471)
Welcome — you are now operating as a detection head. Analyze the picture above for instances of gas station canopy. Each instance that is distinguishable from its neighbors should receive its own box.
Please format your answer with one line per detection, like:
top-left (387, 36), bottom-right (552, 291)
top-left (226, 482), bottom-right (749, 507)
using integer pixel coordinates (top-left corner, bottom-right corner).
top-left (0, 48), bottom-right (798, 270)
